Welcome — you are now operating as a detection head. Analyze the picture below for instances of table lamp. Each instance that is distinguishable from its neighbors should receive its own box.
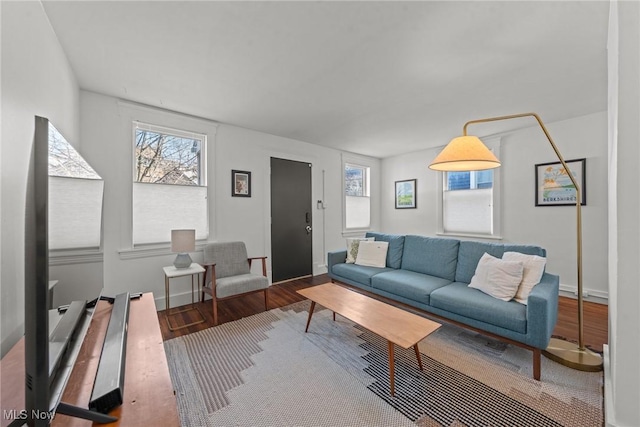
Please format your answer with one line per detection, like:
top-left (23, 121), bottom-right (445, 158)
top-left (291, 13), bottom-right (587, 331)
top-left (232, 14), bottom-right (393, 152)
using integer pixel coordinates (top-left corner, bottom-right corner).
top-left (171, 229), bottom-right (195, 269)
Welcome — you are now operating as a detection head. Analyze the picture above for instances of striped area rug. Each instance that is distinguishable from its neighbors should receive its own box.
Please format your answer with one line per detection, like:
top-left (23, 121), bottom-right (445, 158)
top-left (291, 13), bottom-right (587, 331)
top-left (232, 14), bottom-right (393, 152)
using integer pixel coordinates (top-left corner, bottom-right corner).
top-left (164, 301), bottom-right (603, 427)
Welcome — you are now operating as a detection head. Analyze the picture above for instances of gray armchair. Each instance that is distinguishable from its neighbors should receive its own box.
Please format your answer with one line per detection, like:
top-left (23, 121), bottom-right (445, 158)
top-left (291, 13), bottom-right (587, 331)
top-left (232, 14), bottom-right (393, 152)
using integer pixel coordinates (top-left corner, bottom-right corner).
top-left (200, 241), bottom-right (269, 325)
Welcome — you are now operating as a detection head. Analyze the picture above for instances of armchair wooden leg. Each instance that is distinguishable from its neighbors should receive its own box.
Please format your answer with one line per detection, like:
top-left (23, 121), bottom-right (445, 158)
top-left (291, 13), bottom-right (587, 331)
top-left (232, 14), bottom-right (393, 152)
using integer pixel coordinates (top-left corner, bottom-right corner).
top-left (264, 288), bottom-right (269, 311)
top-left (213, 297), bottom-right (218, 326)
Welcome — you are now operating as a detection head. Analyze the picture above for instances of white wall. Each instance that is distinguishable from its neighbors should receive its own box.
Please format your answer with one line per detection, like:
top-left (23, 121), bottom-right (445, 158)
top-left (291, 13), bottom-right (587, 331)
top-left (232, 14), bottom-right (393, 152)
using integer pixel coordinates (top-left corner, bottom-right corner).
top-left (381, 111), bottom-right (609, 302)
top-left (0, 1), bottom-right (81, 356)
top-left (607, 1), bottom-right (640, 425)
top-left (79, 91), bottom-right (380, 310)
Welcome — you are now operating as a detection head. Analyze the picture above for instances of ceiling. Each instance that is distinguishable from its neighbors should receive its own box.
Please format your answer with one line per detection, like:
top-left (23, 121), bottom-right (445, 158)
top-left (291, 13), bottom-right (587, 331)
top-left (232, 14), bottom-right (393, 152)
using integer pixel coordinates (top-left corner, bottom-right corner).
top-left (41, 1), bottom-right (609, 158)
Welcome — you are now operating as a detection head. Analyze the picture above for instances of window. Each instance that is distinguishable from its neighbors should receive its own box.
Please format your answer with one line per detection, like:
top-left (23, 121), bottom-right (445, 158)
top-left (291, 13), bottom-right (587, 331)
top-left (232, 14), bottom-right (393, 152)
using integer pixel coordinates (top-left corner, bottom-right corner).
top-left (132, 122), bottom-right (208, 245)
top-left (440, 138), bottom-right (501, 237)
top-left (344, 162), bottom-right (370, 229)
top-left (48, 123), bottom-right (104, 250)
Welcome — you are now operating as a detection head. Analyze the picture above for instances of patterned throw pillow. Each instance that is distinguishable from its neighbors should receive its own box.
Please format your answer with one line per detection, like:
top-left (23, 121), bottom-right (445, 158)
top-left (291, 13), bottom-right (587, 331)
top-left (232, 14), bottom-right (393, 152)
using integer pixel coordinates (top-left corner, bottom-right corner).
top-left (345, 237), bottom-right (374, 263)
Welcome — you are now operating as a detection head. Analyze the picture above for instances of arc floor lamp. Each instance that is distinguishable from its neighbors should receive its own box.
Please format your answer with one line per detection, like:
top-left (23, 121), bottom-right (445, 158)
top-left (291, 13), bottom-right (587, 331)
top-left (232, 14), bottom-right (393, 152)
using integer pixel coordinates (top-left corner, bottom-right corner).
top-left (429, 112), bottom-right (602, 372)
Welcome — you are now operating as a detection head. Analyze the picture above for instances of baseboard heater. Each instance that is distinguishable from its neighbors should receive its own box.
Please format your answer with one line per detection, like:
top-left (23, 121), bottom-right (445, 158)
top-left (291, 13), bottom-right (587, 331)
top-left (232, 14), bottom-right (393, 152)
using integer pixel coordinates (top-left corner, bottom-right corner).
top-left (89, 292), bottom-right (130, 414)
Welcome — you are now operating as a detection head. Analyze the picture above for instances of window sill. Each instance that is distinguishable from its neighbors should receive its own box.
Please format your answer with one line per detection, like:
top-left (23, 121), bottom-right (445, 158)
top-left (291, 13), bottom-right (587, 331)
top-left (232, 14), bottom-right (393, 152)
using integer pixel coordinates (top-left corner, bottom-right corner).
top-left (342, 229), bottom-right (371, 238)
top-left (436, 232), bottom-right (503, 241)
top-left (50, 249), bottom-right (103, 266)
top-left (118, 241), bottom-right (208, 260)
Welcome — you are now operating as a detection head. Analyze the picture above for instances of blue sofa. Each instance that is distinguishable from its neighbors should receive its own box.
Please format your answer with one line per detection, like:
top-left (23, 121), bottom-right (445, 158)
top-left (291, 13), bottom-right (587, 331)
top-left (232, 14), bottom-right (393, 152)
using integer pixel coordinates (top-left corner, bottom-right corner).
top-left (327, 232), bottom-right (560, 380)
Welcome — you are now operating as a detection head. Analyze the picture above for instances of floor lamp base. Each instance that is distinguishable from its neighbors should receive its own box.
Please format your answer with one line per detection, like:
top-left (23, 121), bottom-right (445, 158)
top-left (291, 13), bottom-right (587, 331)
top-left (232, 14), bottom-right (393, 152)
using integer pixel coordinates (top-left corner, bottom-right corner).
top-left (542, 337), bottom-right (603, 372)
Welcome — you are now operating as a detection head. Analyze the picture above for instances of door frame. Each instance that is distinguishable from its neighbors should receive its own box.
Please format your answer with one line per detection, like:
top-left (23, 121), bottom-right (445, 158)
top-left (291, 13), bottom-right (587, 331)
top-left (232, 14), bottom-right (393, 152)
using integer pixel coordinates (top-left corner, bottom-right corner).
top-left (262, 151), bottom-right (317, 282)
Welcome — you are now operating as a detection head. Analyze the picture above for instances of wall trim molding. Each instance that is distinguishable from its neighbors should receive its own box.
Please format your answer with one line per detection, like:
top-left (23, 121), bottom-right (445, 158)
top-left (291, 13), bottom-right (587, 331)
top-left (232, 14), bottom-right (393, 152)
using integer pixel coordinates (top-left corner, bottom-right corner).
top-left (559, 283), bottom-right (608, 303)
top-left (118, 242), bottom-right (208, 260)
top-left (49, 250), bottom-right (103, 266)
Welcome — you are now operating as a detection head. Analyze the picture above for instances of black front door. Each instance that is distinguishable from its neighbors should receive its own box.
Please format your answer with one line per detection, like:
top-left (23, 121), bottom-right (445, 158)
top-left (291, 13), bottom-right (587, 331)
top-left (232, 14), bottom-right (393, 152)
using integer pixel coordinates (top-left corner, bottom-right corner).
top-left (270, 157), bottom-right (312, 283)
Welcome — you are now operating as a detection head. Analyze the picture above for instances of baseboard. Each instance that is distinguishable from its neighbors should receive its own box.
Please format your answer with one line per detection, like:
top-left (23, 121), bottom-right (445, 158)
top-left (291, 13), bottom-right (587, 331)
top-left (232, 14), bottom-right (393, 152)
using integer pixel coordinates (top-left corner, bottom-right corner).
top-left (313, 263), bottom-right (328, 276)
top-left (559, 284), bottom-right (608, 304)
top-left (603, 344), bottom-right (618, 426)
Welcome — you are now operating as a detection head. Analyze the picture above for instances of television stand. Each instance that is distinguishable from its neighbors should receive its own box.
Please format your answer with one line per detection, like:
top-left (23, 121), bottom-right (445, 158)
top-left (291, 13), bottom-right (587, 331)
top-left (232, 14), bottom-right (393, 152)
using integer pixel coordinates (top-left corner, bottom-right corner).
top-left (0, 293), bottom-right (179, 427)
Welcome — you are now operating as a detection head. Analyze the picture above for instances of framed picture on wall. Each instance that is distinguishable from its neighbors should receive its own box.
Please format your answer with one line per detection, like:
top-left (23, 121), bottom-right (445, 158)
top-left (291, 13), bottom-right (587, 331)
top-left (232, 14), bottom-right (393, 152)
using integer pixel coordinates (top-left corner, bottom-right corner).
top-left (232, 170), bottom-right (251, 197)
top-left (395, 179), bottom-right (417, 209)
top-left (535, 158), bottom-right (586, 206)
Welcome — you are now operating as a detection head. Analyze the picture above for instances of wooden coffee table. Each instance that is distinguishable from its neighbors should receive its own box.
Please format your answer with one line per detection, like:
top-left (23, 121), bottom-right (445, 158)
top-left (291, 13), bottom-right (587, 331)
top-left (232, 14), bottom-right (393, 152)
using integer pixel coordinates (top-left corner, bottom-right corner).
top-left (297, 282), bottom-right (441, 396)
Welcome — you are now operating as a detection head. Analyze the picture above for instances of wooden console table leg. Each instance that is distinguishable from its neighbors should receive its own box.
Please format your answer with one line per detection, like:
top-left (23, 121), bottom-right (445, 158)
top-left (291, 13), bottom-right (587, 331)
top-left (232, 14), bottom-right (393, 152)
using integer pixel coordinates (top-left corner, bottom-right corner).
top-left (304, 301), bottom-right (316, 333)
top-left (388, 341), bottom-right (395, 397)
top-left (414, 344), bottom-right (424, 371)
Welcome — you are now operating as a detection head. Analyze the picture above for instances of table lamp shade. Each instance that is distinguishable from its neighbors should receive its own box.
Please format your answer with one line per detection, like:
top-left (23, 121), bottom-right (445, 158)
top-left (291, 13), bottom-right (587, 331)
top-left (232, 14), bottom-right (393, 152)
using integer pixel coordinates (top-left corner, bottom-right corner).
top-left (171, 229), bottom-right (195, 268)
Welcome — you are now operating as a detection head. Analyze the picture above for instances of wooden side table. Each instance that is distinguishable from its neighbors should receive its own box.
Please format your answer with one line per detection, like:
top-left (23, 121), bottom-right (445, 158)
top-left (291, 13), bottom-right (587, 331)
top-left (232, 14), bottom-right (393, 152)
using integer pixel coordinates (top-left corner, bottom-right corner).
top-left (163, 263), bottom-right (206, 331)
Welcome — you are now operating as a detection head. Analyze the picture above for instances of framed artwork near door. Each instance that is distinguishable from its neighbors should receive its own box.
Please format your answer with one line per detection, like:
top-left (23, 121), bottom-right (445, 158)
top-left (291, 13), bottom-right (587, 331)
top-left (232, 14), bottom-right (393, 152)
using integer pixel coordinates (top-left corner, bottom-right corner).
top-left (232, 170), bottom-right (251, 197)
top-left (395, 179), bottom-right (417, 209)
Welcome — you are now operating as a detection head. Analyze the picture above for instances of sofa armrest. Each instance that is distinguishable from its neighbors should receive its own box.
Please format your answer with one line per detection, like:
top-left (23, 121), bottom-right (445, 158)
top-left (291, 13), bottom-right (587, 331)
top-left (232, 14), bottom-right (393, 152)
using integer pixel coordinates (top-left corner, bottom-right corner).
top-left (327, 250), bottom-right (347, 276)
top-left (526, 272), bottom-right (560, 348)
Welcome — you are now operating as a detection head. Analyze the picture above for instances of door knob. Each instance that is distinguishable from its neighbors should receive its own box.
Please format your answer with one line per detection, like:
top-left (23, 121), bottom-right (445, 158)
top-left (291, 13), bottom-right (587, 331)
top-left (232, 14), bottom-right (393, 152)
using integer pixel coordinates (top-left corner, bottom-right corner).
top-left (305, 225), bottom-right (312, 234)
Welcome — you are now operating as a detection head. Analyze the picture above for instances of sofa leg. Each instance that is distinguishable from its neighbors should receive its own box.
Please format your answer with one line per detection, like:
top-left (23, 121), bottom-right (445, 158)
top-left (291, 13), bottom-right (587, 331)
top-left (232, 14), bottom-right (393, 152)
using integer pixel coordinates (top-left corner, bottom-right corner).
top-left (533, 348), bottom-right (541, 380)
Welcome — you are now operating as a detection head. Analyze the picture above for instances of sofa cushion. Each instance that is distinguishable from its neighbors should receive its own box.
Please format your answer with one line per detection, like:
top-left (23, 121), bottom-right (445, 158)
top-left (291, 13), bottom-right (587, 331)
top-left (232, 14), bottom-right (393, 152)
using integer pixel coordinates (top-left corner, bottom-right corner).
top-left (455, 241), bottom-right (506, 284)
top-left (331, 263), bottom-right (391, 286)
top-left (401, 235), bottom-right (459, 281)
top-left (454, 242), bottom-right (546, 284)
top-left (365, 232), bottom-right (405, 269)
top-left (503, 244), bottom-right (546, 258)
top-left (371, 270), bottom-right (452, 305)
top-left (430, 282), bottom-right (527, 334)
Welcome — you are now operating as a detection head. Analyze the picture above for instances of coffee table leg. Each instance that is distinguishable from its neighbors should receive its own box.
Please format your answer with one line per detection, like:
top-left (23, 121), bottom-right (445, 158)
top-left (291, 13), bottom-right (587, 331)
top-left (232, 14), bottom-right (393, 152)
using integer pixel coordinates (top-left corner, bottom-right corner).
top-left (388, 341), bottom-right (395, 397)
top-left (414, 344), bottom-right (424, 371)
top-left (304, 301), bottom-right (316, 333)
top-left (333, 312), bottom-right (336, 322)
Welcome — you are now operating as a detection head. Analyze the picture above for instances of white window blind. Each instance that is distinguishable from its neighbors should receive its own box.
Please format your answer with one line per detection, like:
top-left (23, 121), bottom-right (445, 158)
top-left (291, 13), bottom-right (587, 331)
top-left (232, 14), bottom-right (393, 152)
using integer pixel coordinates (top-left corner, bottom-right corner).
top-left (133, 183), bottom-right (208, 245)
top-left (48, 122), bottom-right (104, 250)
top-left (345, 196), bottom-right (371, 229)
top-left (443, 188), bottom-right (493, 235)
top-left (49, 177), bottom-right (104, 250)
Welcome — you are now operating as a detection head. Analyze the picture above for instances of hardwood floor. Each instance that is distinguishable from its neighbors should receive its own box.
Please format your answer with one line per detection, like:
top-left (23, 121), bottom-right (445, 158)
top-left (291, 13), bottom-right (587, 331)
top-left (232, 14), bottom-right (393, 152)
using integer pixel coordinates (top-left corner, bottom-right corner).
top-left (158, 274), bottom-right (608, 353)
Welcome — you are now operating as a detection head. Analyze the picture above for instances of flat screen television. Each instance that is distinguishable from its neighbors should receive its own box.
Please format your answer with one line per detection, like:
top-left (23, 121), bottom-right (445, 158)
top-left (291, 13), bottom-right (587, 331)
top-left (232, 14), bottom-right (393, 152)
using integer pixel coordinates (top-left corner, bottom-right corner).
top-left (15, 116), bottom-right (116, 426)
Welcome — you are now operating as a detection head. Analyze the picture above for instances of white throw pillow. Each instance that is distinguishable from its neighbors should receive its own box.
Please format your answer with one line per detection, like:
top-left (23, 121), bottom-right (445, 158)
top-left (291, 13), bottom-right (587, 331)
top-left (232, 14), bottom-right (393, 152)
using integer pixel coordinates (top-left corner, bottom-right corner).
top-left (345, 237), bottom-right (374, 263)
top-left (468, 253), bottom-right (524, 301)
top-left (502, 251), bottom-right (547, 304)
top-left (355, 241), bottom-right (389, 268)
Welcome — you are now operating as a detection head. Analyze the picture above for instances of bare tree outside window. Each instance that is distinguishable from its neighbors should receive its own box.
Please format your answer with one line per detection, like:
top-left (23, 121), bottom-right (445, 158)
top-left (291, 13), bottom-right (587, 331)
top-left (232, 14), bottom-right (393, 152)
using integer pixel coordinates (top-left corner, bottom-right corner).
top-left (49, 123), bottom-right (101, 179)
top-left (345, 164), bottom-right (366, 196)
top-left (135, 129), bottom-right (202, 185)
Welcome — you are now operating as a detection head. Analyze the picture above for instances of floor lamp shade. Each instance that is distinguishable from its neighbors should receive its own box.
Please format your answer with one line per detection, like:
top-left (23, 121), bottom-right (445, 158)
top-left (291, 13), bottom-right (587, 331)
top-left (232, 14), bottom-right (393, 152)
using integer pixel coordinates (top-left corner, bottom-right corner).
top-left (429, 136), bottom-right (501, 171)
top-left (171, 229), bottom-right (195, 269)
top-left (429, 112), bottom-right (602, 372)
